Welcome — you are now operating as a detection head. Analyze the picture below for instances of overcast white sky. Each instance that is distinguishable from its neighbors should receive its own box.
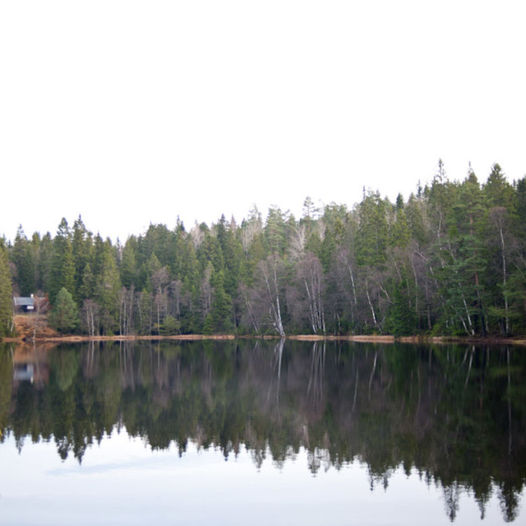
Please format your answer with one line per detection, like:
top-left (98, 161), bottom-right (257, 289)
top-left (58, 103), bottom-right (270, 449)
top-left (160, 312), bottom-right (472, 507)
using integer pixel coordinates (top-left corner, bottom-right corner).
top-left (1, 1), bottom-right (525, 241)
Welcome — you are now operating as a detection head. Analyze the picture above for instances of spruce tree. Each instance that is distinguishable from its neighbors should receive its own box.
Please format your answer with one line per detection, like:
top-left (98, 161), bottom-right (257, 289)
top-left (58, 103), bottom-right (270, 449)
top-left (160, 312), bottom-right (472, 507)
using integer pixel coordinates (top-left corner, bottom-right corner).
top-left (36, 232), bottom-right (53, 293)
top-left (120, 238), bottom-right (138, 289)
top-left (516, 176), bottom-right (526, 234)
top-left (204, 269), bottom-right (233, 333)
top-left (11, 226), bottom-right (35, 296)
top-left (0, 241), bottom-right (14, 337)
top-left (484, 163), bottom-right (515, 208)
top-left (49, 287), bottom-right (78, 333)
top-left (71, 216), bottom-right (92, 302)
top-left (3, 169), bottom-right (525, 337)
top-left (49, 219), bottom-right (75, 304)
top-left (93, 240), bottom-right (121, 334)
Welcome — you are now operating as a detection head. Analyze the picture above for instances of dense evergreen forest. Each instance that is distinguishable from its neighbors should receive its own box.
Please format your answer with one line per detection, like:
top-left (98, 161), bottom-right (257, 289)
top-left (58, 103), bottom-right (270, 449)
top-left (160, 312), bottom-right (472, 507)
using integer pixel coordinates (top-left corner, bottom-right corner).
top-left (1, 162), bottom-right (526, 337)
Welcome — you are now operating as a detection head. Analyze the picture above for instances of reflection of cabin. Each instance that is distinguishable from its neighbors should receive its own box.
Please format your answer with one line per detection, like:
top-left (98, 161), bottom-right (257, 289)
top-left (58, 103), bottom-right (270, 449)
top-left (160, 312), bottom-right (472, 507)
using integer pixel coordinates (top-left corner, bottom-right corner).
top-left (13, 363), bottom-right (34, 382)
top-left (13, 346), bottom-right (49, 386)
top-left (13, 296), bottom-right (35, 312)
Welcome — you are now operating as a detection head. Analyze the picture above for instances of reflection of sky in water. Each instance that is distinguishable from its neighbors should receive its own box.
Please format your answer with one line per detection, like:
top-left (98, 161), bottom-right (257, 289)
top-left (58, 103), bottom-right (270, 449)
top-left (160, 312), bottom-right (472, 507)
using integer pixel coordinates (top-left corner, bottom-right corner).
top-left (2, 341), bottom-right (524, 523)
top-left (0, 431), bottom-right (520, 526)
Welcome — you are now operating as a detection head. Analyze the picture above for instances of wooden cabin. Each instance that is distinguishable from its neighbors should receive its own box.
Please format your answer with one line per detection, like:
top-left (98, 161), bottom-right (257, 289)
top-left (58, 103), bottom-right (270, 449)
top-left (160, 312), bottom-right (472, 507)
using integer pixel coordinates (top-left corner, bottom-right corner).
top-left (13, 296), bottom-right (35, 312)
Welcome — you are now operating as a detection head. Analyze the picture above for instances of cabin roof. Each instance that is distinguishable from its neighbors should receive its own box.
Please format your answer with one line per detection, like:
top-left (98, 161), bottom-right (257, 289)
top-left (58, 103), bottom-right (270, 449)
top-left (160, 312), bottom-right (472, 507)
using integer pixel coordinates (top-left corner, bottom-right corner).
top-left (13, 297), bottom-right (35, 307)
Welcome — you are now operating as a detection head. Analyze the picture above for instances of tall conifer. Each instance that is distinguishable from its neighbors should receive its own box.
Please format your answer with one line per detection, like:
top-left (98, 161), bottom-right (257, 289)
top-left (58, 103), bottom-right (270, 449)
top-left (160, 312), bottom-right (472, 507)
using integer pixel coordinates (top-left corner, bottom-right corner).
top-left (0, 241), bottom-right (13, 337)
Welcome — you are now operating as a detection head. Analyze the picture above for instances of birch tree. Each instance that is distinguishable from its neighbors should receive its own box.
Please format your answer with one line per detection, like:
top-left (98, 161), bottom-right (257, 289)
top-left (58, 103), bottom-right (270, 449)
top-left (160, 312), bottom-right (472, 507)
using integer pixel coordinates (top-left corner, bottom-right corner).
top-left (256, 255), bottom-right (286, 337)
top-left (295, 253), bottom-right (326, 334)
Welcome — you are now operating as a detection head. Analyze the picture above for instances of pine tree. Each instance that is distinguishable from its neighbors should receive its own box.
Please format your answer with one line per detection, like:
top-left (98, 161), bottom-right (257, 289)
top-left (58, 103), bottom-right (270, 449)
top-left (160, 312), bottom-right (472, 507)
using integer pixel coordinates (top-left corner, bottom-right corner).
top-left (0, 241), bottom-right (14, 337)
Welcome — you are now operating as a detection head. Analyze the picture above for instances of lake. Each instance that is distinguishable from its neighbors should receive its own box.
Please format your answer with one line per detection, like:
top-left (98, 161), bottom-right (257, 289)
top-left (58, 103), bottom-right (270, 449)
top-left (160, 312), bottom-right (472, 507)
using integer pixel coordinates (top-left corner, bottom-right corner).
top-left (0, 340), bottom-right (524, 525)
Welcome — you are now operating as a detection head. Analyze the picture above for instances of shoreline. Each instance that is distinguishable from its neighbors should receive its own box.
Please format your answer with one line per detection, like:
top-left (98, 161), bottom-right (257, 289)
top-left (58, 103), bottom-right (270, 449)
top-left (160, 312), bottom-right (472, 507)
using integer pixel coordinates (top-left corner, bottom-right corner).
top-left (2, 333), bottom-right (526, 346)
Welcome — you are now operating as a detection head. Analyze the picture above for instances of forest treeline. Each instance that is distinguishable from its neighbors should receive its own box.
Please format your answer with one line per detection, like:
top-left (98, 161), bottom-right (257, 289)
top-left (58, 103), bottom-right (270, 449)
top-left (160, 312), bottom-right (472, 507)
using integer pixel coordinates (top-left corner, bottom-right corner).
top-left (1, 162), bottom-right (525, 337)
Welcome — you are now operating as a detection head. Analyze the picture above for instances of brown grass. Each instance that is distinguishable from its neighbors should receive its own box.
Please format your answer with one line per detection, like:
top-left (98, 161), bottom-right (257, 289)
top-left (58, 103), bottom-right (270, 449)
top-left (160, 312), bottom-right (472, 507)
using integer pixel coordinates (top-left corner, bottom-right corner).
top-left (1, 314), bottom-right (524, 346)
top-left (11, 314), bottom-right (58, 341)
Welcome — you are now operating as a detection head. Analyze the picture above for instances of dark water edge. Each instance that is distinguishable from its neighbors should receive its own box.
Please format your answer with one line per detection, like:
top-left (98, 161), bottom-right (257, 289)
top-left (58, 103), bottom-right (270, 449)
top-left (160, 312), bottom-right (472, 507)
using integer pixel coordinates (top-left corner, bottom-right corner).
top-left (1, 340), bottom-right (525, 523)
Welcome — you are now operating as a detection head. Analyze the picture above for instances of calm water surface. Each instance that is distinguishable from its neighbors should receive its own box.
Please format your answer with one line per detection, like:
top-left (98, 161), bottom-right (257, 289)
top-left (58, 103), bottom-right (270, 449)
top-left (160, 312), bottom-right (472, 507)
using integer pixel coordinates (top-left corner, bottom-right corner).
top-left (0, 340), bottom-right (524, 525)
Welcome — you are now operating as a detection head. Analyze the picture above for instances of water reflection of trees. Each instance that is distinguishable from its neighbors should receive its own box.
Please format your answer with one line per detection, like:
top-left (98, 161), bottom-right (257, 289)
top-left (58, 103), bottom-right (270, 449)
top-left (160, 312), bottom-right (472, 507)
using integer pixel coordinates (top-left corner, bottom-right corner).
top-left (1, 341), bottom-right (525, 522)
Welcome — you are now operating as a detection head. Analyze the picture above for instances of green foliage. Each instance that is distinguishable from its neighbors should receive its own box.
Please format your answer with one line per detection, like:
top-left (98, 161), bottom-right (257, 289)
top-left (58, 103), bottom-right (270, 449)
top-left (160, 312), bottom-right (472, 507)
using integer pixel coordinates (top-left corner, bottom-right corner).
top-left (265, 207), bottom-right (289, 255)
top-left (385, 281), bottom-right (417, 336)
top-left (204, 270), bottom-right (233, 333)
top-left (120, 238), bottom-right (138, 288)
top-left (11, 226), bottom-right (35, 296)
top-left (516, 176), bottom-right (526, 234)
top-left (405, 195), bottom-right (428, 246)
top-left (35, 233), bottom-right (53, 293)
top-left (0, 241), bottom-right (14, 337)
top-left (484, 163), bottom-right (515, 208)
top-left (49, 219), bottom-right (75, 305)
top-left (52, 350), bottom-right (80, 391)
top-left (71, 216), bottom-right (92, 302)
top-left (0, 347), bottom-right (13, 429)
top-left (5, 162), bottom-right (526, 337)
top-left (356, 192), bottom-right (388, 267)
top-left (49, 287), bottom-right (78, 333)
top-left (93, 239), bottom-right (121, 334)
top-left (159, 315), bottom-right (181, 335)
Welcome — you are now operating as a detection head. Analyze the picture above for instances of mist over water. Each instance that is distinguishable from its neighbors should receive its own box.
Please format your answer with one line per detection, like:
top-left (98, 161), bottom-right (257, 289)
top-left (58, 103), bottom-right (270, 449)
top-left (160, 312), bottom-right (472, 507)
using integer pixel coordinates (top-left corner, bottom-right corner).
top-left (0, 341), bottom-right (525, 524)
